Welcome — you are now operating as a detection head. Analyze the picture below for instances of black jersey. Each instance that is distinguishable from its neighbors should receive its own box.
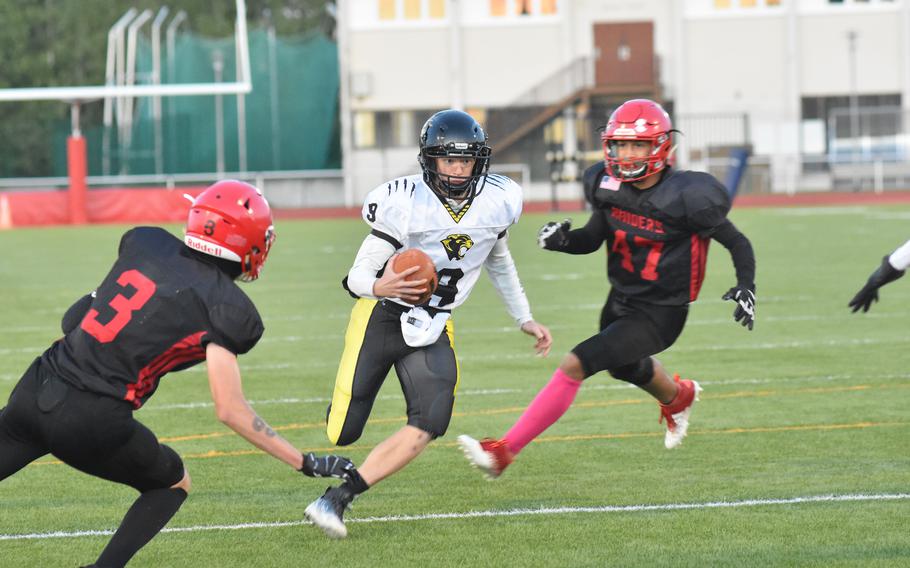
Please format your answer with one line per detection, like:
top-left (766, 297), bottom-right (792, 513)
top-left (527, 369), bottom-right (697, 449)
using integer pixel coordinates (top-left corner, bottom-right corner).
top-left (41, 227), bottom-right (264, 408)
top-left (580, 165), bottom-right (732, 306)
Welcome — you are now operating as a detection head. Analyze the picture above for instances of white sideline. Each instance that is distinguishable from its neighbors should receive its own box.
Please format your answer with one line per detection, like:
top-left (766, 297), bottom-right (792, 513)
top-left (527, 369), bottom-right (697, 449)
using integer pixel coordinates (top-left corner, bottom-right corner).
top-left (0, 493), bottom-right (906, 541)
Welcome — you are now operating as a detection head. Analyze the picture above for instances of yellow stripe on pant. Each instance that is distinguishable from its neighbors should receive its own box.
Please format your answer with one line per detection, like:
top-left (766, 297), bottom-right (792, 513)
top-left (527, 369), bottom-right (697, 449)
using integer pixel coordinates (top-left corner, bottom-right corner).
top-left (445, 318), bottom-right (460, 395)
top-left (326, 298), bottom-right (377, 444)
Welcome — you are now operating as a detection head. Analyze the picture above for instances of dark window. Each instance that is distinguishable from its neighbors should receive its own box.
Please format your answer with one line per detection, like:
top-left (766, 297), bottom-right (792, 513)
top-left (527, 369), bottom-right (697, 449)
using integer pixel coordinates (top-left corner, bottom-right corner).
top-left (802, 93), bottom-right (903, 161)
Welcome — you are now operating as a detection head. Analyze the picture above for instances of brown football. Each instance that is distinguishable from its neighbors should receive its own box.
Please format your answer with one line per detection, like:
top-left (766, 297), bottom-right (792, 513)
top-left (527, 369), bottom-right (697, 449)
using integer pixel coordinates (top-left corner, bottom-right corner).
top-left (392, 249), bottom-right (438, 305)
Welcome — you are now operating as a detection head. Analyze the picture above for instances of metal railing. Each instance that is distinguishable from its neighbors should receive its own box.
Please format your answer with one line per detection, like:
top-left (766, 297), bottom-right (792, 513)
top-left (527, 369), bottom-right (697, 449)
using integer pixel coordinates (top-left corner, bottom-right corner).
top-left (508, 56), bottom-right (594, 108)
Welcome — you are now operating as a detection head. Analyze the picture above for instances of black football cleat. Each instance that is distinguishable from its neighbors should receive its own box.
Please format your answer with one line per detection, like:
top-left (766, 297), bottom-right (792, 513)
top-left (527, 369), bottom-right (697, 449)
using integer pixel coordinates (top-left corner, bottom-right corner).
top-left (304, 486), bottom-right (354, 539)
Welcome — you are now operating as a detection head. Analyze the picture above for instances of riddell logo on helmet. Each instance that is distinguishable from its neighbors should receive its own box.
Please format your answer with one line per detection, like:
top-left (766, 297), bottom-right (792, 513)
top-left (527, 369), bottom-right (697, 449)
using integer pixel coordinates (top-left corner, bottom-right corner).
top-left (185, 235), bottom-right (242, 262)
top-left (187, 237), bottom-right (221, 256)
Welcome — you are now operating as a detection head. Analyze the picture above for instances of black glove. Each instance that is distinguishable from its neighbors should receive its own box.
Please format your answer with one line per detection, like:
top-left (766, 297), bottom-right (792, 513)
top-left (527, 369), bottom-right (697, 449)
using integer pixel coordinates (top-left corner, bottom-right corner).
top-left (537, 219), bottom-right (571, 250)
top-left (299, 452), bottom-right (356, 480)
top-left (722, 285), bottom-right (756, 330)
top-left (849, 256), bottom-right (905, 313)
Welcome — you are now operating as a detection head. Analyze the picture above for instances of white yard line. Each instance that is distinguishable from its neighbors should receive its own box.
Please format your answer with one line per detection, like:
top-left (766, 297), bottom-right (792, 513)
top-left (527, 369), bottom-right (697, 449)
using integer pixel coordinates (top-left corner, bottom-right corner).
top-left (1, 492), bottom-right (906, 541)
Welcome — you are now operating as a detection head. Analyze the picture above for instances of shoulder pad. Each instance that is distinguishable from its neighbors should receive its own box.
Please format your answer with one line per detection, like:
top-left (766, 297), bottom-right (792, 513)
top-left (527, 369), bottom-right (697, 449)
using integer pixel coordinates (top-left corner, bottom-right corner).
top-left (362, 177), bottom-right (418, 244)
top-left (117, 227), bottom-right (145, 255)
top-left (207, 300), bottom-right (264, 355)
top-left (483, 173), bottom-right (519, 192)
top-left (483, 174), bottom-right (523, 223)
top-left (676, 171), bottom-right (732, 232)
top-left (118, 226), bottom-right (177, 256)
top-left (61, 293), bottom-right (94, 335)
top-left (582, 163), bottom-right (608, 207)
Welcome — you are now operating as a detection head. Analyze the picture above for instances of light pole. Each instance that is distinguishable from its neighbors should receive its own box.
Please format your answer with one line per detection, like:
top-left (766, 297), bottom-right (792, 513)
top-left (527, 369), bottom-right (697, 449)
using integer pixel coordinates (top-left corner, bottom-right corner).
top-left (847, 30), bottom-right (860, 190)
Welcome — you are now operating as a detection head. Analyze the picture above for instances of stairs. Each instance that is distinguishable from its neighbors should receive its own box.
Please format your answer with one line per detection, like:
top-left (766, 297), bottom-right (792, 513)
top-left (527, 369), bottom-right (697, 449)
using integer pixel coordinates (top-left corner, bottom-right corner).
top-left (488, 83), bottom-right (661, 155)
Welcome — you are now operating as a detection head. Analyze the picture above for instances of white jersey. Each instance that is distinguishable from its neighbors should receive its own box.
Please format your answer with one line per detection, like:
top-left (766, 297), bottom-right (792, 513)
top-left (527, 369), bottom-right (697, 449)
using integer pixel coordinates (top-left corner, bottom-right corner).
top-left (889, 239), bottom-right (910, 271)
top-left (361, 173), bottom-right (523, 311)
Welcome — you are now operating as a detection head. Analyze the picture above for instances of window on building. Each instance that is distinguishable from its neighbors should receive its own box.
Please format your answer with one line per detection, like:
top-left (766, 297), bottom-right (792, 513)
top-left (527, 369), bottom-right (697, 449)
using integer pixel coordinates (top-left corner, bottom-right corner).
top-left (429, 0), bottom-right (446, 18)
top-left (713, 0), bottom-right (785, 8)
top-left (379, 0), bottom-right (396, 20)
top-left (801, 93), bottom-right (902, 159)
top-left (544, 118), bottom-right (565, 145)
top-left (374, 0), bottom-right (446, 22)
top-left (391, 111), bottom-right (418, 147)
top-left (404, 0), bottom-right (421, 19)
top-left (355, 110), bottom-right (443, 149)
top-left (489, 0), bottom-right (559, 17)
top-left (466, 108), bottom-right (488, 130)
top-left (354, 112), bottom-right (377, 148)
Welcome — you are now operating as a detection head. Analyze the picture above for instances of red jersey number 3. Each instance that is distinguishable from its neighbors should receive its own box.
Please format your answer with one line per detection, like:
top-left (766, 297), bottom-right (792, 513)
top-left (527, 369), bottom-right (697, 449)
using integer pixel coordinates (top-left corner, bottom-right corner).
top-left (81, 269), bottom-right (157, 343)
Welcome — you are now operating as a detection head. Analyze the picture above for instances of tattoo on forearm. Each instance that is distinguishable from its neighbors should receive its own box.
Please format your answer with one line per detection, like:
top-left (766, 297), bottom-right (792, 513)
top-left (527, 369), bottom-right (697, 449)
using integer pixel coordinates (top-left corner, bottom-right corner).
top-left (252, 416), bottom-right (276, 437)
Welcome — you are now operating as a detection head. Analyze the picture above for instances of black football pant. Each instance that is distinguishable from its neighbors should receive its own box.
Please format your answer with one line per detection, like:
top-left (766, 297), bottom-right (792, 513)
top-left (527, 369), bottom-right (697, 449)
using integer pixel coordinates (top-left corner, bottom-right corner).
top-left (0, 358), bottom-right (184, 491)
top-left (572, 290), bottom-right (688, 381)
top-left (326, 299), bottom-right (459, 445)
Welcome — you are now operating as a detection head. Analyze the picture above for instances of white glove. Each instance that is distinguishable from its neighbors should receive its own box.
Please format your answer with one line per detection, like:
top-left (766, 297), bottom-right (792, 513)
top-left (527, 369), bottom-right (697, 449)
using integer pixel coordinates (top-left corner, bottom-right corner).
top-left (537, 219), bottom-right (571, 250)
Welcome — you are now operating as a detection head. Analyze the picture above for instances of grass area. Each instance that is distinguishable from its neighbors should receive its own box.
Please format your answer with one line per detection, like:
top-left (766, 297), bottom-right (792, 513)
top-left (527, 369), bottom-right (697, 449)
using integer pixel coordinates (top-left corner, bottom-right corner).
top-left (1, 203), bottom-right (909, 567)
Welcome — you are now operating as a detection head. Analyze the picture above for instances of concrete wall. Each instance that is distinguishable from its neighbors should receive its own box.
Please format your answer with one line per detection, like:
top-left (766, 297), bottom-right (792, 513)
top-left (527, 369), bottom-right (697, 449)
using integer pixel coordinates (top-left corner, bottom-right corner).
top-left (800, 13), bottom-right (903, 96)
top-left (340, 0), bottom-right (909, 200)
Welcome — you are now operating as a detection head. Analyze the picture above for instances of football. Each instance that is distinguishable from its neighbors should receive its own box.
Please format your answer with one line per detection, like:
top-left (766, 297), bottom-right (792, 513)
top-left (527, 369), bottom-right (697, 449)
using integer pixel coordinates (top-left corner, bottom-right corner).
top-left (392, 249), bottom-right (438, 305)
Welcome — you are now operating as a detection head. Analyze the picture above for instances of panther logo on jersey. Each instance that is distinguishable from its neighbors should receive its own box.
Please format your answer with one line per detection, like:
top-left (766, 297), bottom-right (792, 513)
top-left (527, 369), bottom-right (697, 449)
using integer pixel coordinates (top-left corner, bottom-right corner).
top-left (441, 234), bottom-right (474, 261)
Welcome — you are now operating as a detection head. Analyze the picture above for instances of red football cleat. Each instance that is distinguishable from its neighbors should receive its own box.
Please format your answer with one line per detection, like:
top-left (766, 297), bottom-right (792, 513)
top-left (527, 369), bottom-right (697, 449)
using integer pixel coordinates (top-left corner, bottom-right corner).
top-left (457, 435), bottom-right (514, 479)
top-left (659, 375), bottom-right (702, 449)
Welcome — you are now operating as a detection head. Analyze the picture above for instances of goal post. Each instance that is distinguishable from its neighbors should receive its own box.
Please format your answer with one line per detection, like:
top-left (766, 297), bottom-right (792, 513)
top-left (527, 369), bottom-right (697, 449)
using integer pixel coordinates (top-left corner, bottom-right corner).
top-left (0, 0), bottom-right (252, 224)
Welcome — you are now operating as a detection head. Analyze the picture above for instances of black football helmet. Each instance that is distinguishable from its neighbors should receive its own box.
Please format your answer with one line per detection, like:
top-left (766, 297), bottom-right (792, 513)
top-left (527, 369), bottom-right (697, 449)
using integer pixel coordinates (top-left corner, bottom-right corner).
top-left (418, 109), bottom-right (492, 199)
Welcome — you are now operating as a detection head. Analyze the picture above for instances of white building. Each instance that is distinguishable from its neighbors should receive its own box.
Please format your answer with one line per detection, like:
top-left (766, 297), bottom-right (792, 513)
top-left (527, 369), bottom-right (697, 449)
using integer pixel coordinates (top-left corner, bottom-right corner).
top-left (336, 0), bottom-right (910, 205)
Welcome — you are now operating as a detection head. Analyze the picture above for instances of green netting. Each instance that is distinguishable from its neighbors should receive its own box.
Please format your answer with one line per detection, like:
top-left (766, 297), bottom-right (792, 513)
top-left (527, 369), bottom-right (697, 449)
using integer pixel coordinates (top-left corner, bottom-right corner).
top-left (54, 29), bottom-right (339, 176)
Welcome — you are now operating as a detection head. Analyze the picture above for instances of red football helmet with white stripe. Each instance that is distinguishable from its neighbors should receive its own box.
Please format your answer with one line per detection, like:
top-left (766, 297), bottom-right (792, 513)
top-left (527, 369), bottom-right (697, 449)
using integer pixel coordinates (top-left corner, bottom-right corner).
top-left (184, 180), bottom-right (276, 281)
top-left (601, 99), bottom-right (674, 182)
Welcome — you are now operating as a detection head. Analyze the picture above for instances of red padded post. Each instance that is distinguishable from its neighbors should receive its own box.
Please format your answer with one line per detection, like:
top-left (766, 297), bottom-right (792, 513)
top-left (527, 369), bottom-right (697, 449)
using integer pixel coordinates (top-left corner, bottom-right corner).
top-left (67, 135), bottom-right (88, 224)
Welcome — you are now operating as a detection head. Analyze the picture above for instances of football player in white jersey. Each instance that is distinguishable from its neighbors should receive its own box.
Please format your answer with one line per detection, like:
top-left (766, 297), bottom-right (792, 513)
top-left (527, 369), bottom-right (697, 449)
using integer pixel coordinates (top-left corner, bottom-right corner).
top-left (304, 109), bottom-right (552, 538)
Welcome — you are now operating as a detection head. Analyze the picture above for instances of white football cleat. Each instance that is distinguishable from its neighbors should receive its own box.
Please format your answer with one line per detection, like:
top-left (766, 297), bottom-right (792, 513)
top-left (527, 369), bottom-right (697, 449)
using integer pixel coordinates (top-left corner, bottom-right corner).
top-left (457, 434), bottom-right (514, 479)
top-left (659, 378), bottom-right (702, 449)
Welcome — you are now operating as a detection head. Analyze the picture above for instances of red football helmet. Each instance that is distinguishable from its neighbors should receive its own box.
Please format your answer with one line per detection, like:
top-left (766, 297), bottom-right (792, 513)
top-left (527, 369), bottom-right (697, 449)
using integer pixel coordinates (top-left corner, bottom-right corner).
top-left (184, 180), bottom-right (276, 281)
top-left (601, 99), bottom-right (674, 182)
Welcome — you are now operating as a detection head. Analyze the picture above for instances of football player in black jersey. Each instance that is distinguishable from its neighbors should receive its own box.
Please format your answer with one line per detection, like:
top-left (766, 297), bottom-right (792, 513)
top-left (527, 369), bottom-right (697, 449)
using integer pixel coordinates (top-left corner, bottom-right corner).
top-left (0, 180), bottom-right (355, 567)
top-left (459, 99), bottom-right (756, 478)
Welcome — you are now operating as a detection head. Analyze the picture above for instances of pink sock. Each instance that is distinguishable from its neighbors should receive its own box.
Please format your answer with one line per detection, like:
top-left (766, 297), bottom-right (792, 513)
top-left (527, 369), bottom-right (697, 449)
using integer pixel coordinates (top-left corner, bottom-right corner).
top-left (502, 368), bottom-right (583, 455)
